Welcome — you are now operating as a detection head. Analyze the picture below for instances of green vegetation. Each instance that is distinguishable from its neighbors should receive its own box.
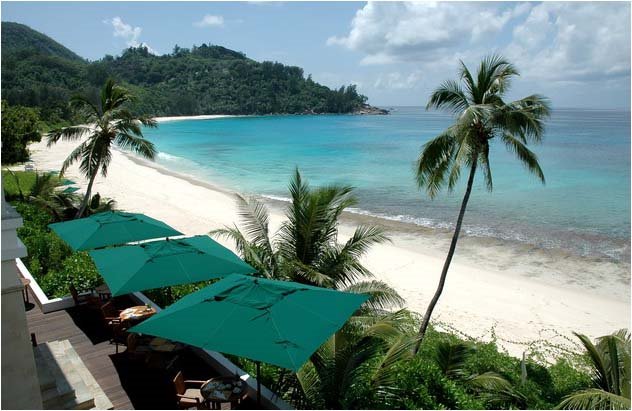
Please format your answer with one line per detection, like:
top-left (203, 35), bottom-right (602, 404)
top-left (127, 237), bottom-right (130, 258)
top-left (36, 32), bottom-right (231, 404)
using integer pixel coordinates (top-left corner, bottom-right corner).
top-left (210, 168), bottom-right (403, 309)
top-left (414, 55), bottom-right (551, 347)
top-left (1, 100), bottom-right (42, 164)
top-left (47, 78), bottom-right (156, 217)
top-left (557, 330), bottom-right (631, 409)
top-left (1, 22), bottom-right (370, 127)
top-left (211, 169), bottom-right (412, 408)
top-left (236, 322), bottom-right (622, 410)
top-left (3, 170), bottom-right (112, 297)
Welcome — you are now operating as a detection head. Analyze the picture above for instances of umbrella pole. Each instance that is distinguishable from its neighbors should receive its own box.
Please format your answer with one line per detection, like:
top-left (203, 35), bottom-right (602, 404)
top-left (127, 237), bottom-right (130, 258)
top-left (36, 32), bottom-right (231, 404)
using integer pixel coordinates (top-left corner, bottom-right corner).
top-left (256, 361), bottom-right (261, 407)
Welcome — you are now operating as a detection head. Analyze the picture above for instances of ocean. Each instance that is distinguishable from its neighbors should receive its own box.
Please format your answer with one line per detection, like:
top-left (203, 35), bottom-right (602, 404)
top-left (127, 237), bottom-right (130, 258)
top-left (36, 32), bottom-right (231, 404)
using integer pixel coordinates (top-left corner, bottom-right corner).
top-left (142, 107), bottom-right (631, 264)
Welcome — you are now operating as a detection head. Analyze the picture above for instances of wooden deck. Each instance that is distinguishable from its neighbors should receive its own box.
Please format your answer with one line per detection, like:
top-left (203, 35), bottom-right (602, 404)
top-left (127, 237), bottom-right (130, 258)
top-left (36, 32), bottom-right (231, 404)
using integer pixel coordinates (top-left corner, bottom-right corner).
top-left (26, 298), bottom-right (135, 409)
top-left (25, 295), bottom-right (259, 410)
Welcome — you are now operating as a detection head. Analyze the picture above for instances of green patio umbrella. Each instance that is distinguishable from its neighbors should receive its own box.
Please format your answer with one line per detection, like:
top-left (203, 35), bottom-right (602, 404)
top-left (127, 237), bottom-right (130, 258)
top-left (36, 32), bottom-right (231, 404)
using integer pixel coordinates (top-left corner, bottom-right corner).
top-left (89, 236), bottom-right (256, 296)
top-left (61, 178), bottom-right (76, 186)
top-left (130, 274), bottom-right (368, 404)
top-left (60, 186), bottom-right (80, 194)
top-left (49, 211), bottom-right (182, 251)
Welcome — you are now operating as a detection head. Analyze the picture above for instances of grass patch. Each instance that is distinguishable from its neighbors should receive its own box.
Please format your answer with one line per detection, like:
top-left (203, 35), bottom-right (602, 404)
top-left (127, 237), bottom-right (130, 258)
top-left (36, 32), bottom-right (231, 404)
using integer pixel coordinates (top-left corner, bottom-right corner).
top-left (2, 169), bottom-right (63, 198)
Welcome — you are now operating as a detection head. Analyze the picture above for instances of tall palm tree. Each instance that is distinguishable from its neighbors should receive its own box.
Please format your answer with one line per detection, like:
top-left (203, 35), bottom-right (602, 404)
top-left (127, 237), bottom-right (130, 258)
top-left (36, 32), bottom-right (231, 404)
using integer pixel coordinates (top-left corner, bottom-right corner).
top-left (211, 168), bottom-right (404, 310)
top-left (557, 330), bottom-right (631, 410)
top-left (47, 79), bottom-right (157, 218)
top-left (413, 55), bottom-right (551, 352)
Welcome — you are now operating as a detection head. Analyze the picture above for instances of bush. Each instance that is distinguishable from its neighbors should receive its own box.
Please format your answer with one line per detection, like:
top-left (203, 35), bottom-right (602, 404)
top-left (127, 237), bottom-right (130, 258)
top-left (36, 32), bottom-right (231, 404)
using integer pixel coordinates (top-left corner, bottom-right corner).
top-left (394, 356), bottom-right (485, 409)
top-left (40, 252), bottom-right (102, 298)
top-left (14, 202), bottom-right (72, 282)
top-left (1, 100), bottom-right (42, 164)
top-left (548, 357), bottom-right (593, 402)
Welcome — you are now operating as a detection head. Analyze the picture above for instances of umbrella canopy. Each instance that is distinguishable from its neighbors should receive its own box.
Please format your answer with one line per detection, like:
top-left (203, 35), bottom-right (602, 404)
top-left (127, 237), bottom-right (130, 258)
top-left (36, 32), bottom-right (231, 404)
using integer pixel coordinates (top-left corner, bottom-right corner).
top-left (130, 274), bottom-right (368, 371)
top-left (89, 236), bottom-right (257, 296)
top-left (49, 211), bottom-right (182, 251)
top-left (60, 186), bottom-right (80, 194)
top-left (61, 178), bottom-right (76, 186)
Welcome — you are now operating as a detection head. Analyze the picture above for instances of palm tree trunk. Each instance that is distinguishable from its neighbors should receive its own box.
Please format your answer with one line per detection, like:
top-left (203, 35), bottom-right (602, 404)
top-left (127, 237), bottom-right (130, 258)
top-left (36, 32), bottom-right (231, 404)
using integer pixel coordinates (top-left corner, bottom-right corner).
top-left (75, 169), bottom-right (98, 219)
top-left (413, 154), bottom-right (478, 354)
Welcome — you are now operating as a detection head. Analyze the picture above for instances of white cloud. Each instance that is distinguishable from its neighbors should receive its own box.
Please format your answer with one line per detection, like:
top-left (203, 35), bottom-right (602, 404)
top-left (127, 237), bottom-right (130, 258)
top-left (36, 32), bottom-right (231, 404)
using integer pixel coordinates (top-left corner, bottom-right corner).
top-left (507, 2), bottom-right (630, 82)
top-left (193, 14), bottom-right (225, 28)
top-left (104, 17), bottom-right (157, 54)
top-left (330, 1), bottom-right (630, 95)
top-left (105, 17), bottom-right (142, 47)
top-left (327, 2), bottom-right (529, 65)
top-left (374, 70), bottom-right (424, 90)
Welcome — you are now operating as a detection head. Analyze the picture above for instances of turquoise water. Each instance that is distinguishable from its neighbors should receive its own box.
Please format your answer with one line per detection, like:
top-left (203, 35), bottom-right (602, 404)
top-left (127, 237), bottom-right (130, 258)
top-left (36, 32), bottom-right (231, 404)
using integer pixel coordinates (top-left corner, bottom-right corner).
top-left (142, 107), bottom-right (631, 261)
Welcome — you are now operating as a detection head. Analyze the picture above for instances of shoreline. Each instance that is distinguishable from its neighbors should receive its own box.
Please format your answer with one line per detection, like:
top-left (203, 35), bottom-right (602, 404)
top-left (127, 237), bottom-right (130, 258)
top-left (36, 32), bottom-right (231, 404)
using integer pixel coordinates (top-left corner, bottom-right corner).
top-left (153, 114), bottom-right (238, 123)
top-left (124, 150), bottom-right (631, 301)
top-left (26, 137), bottom-right (631, 358)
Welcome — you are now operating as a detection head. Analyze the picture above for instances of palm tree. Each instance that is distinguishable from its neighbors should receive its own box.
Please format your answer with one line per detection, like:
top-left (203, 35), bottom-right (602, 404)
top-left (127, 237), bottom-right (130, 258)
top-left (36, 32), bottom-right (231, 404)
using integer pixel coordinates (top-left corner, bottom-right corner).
top-left (557, 330), bottom-right (630, 410)
top-left (211, 168), bottom-right (404, 310)
top-left (273, 309), bottom-right (419, 409)
top-left (47, 78), bottom-right (157, 218)
top-left (413, 55), bottom-right (551, 351)
top-left (5, 169), bottom-right (79, 221)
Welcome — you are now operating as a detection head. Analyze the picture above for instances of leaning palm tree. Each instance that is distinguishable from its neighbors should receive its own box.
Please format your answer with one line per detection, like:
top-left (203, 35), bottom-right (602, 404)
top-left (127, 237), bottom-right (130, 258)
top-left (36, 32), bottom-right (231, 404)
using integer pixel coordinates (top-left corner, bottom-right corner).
top-left (211, 168), bottom-right (405, 311)
top-left (413, 55), bottom-right (551, 351)
top-left (47, 78), bottom-right (157, 218)
top-left (557, 330), bottom-right (631, 410)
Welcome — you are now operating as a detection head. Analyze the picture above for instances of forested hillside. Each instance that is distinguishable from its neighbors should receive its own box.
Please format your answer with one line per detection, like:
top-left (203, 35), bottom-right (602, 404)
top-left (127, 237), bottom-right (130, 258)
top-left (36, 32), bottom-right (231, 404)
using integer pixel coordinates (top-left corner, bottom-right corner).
top-left (1, 22), bottom-right (375, 126)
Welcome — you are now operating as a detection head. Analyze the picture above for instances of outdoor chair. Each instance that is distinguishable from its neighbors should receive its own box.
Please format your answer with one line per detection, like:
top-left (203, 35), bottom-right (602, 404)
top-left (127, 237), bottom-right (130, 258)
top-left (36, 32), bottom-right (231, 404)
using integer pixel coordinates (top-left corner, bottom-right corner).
top-left (69, 285), bottom-right (100, 308)
top-left (173, 371), bottom-right (207, 410)
top-left (100, 300), bottom-right (127, 353)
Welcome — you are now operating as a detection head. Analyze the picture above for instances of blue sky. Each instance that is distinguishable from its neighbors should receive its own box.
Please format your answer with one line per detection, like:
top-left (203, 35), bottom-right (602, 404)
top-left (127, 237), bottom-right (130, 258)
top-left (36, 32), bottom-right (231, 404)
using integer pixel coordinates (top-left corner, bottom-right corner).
top-left (2, 1), bottom-right (630, 109)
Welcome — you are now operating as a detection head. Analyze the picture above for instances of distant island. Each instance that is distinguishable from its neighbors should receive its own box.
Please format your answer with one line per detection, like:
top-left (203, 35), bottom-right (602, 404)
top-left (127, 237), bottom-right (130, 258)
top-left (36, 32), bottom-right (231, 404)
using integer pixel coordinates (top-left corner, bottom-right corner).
top-left (1, 22), bottom-right (386, 127)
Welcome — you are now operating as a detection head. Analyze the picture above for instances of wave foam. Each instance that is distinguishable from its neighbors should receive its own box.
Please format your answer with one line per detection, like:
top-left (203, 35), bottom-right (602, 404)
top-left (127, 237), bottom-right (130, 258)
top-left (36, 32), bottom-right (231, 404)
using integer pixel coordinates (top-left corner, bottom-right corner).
top-left (156, 151), bottom-right (187, 162)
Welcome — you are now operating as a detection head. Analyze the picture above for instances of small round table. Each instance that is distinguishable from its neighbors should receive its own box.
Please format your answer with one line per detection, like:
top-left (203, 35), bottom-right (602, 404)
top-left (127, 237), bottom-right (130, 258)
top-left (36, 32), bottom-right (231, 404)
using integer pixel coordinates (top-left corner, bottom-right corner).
top-left (200, 376), bottom-right (248, 409)
top-left (119, 306), bottom-right (156, 323)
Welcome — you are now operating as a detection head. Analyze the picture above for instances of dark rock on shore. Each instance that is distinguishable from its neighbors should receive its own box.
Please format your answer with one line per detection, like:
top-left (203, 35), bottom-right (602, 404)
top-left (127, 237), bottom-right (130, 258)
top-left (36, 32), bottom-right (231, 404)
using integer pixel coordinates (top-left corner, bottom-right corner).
top-left (353, 104), bottom-right (389, 115)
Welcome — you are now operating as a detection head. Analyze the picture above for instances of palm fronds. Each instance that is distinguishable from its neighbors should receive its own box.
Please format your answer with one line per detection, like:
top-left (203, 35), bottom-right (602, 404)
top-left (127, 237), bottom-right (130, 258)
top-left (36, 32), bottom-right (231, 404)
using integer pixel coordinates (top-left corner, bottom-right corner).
top-left (47, 78), bottom-right (155, 218)
top-left (557, 330), bottom-right (631, 409)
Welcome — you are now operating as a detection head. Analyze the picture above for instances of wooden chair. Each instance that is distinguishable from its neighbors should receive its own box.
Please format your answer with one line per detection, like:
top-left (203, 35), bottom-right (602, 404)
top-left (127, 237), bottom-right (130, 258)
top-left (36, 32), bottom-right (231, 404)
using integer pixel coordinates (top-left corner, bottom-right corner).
top-left (101, 301), bottom-right (126, 353)
top-left (69, 285), bottom-right (100, 307)
top-left (173, 371), bottom-right (207, 409)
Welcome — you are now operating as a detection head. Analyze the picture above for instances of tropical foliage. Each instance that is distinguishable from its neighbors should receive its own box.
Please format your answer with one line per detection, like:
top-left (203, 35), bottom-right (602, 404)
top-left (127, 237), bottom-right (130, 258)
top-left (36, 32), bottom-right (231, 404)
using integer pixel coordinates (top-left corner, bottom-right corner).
top-left (47, 78), bottom-right (156, 218)
top-left (3, 170), bottom-right (111, 297)
top-left (2, 22), bottom-right (370, 126)
top-left (414, 55), bottom-right (551, 347)
top-left (210, 170), bottom-right (416, 407)
top-left (557, 330), bottom-right (631, 410)
top-left (1, 100), bottom-right (43, 164)
top-left (211, 168), bottom-right (404, 311)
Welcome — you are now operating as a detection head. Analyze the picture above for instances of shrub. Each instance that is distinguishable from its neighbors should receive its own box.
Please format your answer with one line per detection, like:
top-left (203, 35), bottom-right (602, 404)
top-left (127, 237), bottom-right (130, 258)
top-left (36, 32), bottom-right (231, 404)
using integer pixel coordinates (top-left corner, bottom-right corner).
top-left (1, 100), bottom-right (42, 164)
top-left (394, 356), bottom-right (485, 409)
top-left (39, 252), bottom-right (102, 297)
top-left (548, 357), bottom-right (593, 401)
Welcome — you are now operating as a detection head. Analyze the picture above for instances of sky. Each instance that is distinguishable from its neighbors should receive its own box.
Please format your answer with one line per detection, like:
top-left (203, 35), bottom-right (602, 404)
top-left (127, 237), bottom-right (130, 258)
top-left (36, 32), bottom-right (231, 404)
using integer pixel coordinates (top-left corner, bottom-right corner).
top-left (2, 1), bottom-right (631, 109)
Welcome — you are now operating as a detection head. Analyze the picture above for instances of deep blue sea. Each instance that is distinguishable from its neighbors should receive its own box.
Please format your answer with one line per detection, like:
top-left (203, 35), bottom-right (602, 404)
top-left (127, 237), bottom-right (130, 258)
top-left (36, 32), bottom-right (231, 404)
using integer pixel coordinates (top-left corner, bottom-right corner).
top-left (142, 107), bottom-right (631, 262)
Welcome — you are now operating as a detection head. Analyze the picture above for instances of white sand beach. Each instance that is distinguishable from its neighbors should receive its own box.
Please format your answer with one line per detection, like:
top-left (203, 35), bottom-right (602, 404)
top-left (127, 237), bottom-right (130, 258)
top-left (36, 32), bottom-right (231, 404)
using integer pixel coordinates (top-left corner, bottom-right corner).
top-left (154, 115), bottom-right (237, 123)
top-left (26, 136), bottom-right (630, 358)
